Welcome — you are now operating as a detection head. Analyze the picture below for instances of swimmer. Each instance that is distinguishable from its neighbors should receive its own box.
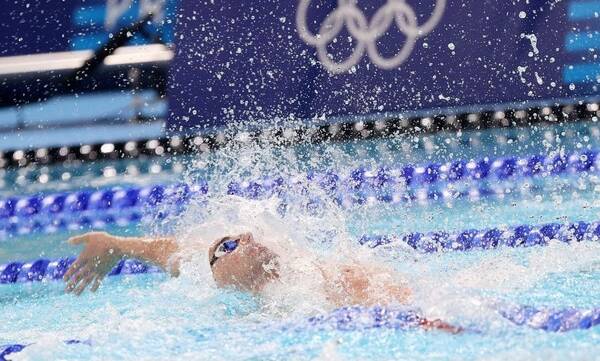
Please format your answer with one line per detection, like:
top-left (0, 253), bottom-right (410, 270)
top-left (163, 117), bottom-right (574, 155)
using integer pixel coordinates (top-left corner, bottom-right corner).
top-left (63, 231), bottom-right (461, 333)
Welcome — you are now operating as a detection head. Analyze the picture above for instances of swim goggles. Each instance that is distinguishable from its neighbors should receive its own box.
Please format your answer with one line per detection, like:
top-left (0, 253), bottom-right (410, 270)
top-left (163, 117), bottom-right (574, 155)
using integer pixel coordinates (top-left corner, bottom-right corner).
top-left (209, 238), bottom-right (239, 267)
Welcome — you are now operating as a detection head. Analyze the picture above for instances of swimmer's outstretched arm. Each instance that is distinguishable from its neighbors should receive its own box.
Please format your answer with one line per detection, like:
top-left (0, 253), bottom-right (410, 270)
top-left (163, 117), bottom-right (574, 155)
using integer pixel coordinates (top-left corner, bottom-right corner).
top-left (418, 318), bottom-right (463, 334)
top-left (63, 231), bottom-right (181, 295)
top-left (318, 265), bottom-right (462, 334)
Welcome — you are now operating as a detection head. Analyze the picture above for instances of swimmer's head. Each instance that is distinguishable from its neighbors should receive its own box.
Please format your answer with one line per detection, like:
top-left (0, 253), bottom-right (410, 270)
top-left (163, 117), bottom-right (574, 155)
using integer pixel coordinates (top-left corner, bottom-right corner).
top-left (208, 232), bottom-right (279, 293)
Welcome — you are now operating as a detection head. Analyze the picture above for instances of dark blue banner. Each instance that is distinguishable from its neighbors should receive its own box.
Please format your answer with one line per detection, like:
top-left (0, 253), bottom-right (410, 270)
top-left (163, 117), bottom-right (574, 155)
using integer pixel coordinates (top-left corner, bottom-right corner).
top-left (0, 0), bottom-right (176, 56)
top-left (168, 0), bottom-right (600, 133)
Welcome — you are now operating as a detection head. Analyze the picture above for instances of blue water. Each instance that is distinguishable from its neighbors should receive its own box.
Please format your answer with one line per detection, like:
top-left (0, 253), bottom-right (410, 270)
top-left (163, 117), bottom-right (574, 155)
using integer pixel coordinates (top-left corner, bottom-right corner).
top-left (1, 121), bottom-right (600, 360)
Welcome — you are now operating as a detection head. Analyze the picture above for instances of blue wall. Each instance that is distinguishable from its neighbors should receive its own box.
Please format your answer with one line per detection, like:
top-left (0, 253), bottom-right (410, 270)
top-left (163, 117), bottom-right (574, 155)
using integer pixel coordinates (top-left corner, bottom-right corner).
top-left (168, 0), bottom-right (600, 133)
top-left (2, 0), bottom-right (599, 137)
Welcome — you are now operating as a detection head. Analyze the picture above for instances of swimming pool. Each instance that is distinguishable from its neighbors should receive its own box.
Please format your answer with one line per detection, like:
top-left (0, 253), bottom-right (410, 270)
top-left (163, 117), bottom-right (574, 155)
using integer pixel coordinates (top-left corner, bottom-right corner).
top-left (1, 121), bottom-right (600, 360)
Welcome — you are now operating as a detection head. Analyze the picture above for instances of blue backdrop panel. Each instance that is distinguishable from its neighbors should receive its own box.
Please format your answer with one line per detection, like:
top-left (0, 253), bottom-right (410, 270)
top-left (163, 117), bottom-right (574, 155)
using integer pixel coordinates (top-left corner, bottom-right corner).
top-left (168, 0), bottom-right (600, 133)
top-left (0, 0), bottom-right (176, 56)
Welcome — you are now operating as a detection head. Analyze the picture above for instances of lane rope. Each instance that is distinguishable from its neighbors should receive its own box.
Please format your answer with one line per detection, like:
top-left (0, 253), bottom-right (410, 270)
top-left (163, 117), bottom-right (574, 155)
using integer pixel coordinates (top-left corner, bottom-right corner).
top-left (359, 220), bottom-right (600, 251)
top-left (1, 149), bottom-right (598, 238)
top-left (0, 257), bottom-right (161, 284)
top-left (2, 219), bottom-right (599, 285)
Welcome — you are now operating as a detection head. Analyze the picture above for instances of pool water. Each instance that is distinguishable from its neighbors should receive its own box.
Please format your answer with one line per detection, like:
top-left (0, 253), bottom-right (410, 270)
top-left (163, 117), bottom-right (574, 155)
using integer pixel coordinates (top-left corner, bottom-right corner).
top-left (2, 243), bottom-right (599, 360)
top-left (1, 121), bottom-right (600, 360)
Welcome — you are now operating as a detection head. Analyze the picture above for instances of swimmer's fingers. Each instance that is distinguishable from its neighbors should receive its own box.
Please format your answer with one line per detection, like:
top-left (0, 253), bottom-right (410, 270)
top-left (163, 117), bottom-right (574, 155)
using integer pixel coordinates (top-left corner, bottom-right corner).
top-left (69, 269), bottom-right (106, 295)
top-left (65, 271), bottom-right (84, 293)
top-left (73, 273), bottom-right (96, 296)
top-left (64, 250), bottom-right (107, 283)
top-left (90, 276), bottom-right (103, 293)
top-left (81, 265), bottom-right (109, 293)
top-left (63, 259), bottom-right (87, 282)
top-left (65, 263), bottom-right (93, 293)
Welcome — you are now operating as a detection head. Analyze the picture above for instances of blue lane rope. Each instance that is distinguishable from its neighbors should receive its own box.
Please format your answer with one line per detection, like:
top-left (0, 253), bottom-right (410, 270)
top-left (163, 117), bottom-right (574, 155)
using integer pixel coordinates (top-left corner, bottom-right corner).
top-left (0, 257), bottom-right (162, 285)
top-left (0, 183), bottom-right (202, 239)
top-left (497, 304), bottom-right (600, 332)
top-left (0, 344), bottom-right (25, 361)
top-left (1, 219), bottom-right (598, 285)
top-left (359, 220), bottom-right (600, 252)
top-left (0, 340), bottom-right (90, 361)
top-left (0, 180), bottom-right (534, 240)
top-left (1, 149), bottom-right (598, 237)
top-left (9, 149), bottom-right (600, 216)
top-left (304, 305), bottom-right (600, 332)
top-left (1, 305), bottom-right (598, 359)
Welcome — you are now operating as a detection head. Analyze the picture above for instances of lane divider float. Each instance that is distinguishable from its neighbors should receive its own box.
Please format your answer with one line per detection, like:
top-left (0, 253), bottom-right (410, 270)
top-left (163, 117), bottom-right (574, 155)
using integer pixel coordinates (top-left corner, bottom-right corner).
top-left (1, 149), bottom-right (599, 239)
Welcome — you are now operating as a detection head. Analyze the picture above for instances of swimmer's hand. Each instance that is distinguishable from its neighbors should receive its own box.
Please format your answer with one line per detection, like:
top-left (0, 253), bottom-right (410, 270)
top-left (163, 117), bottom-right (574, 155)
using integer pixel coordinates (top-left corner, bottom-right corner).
top-left (419, 318), bottom-right (463, 334)
top-left (64, 232), bottom-right (124, 295)
top-left (64, 232), bottom-right (180, 295)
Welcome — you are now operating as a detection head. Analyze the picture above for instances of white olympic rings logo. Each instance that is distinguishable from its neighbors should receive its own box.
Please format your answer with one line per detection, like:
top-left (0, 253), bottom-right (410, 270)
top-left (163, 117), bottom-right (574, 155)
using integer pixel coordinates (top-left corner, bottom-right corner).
top-left (296, 0), bottom-right (446, 74)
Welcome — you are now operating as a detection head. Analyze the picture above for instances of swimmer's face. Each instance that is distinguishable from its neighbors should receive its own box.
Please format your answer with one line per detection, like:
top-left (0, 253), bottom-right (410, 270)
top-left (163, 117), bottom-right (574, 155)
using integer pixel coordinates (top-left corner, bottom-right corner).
top-left (208, 232), bottom-right (279, 293)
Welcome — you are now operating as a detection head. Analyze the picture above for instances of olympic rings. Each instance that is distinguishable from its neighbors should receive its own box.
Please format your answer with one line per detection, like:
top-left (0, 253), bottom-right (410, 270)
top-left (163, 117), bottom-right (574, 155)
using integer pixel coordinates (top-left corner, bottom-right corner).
top-left (296, 0), bottom-right (447, 73)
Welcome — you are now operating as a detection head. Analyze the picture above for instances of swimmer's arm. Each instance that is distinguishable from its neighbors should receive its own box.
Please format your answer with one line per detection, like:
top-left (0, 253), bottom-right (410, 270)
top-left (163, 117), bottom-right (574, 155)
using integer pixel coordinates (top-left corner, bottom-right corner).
top-left (418, 318), bottom-right (463, 334)
top-left (318, 265), bottom-right (461, 333)
top-left (64, 231), bottom-right (181, 295)
top-left (317, 264), bottom-right (412, 306)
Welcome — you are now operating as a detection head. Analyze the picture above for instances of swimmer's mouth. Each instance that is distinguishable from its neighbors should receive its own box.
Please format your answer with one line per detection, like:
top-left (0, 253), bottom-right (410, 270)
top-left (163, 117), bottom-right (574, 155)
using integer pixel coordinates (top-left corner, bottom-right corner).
top-left (209, 238), bottom-right (239, 267)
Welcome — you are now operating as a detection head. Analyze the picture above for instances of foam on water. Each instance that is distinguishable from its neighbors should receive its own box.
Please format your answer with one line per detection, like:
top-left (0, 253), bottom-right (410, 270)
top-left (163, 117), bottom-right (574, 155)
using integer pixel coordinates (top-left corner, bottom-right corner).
top-left (167, 132), bottom-right (387, 317)
top-left (375, 240), bottom-right (600, 331)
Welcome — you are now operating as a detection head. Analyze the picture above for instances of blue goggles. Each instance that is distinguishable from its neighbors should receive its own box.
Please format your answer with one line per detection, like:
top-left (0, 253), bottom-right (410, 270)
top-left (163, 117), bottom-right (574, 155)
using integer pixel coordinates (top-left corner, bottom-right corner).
top-left (209, 238), bottom-right (239, 267)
